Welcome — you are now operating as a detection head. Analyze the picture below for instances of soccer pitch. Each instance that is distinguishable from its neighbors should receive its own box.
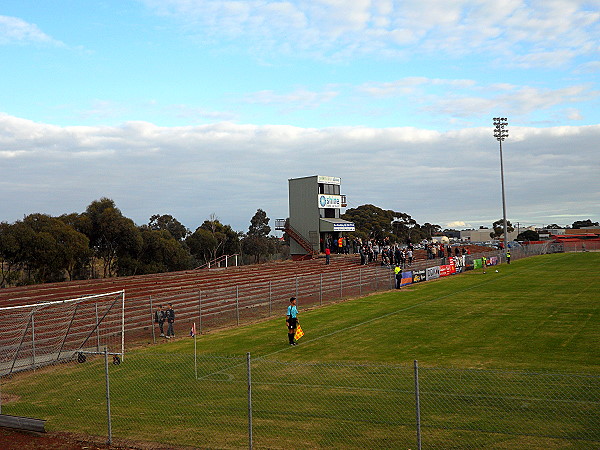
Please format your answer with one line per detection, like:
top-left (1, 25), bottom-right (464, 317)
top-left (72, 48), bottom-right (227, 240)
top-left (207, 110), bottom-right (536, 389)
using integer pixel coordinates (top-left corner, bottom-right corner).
top-left (2, 252), bottom-right (598, 448)
top-left (190, 251), bottom-right (599, 373)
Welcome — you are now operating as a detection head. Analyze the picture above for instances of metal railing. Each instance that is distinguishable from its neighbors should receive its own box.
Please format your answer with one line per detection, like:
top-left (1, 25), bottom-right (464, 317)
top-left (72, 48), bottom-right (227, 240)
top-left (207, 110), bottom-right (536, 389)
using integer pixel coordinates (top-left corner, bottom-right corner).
top-left (1, 353), bottom-right (598, 448)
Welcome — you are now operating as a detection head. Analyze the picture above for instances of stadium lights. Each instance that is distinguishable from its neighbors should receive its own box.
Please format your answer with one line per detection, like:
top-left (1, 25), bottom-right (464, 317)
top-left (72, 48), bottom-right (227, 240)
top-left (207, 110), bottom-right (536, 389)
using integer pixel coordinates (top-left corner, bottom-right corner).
top-left (493, 117), bottom-right (509, 250)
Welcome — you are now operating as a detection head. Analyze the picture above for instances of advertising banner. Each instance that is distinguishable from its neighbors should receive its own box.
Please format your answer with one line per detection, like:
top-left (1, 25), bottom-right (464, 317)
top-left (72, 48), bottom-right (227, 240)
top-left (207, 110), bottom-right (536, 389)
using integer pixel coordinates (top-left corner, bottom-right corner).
top-left (401, 271), bottom-right (413, 286)
top-left (333, 222), bottom-right (355, 231)
top-left (317, 175), bottom-right (341, 185)
top-left (440, 265), bottom-right (452, 277)
top-left (426, 266), bottom-right (440, 281)
top-left (318, 194), bottom-right (342, 209)
top-left (488, 256), bottom-right (499, 266)
top-left (474, 259), bottom-right (482, 269)
top-left (412, 269), bottom-right (426, 283)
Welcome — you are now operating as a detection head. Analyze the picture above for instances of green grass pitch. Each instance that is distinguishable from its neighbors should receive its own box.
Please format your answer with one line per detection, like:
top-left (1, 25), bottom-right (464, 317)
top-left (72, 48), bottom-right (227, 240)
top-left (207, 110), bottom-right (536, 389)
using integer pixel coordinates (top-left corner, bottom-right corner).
top-left (2, 252), bottom-right (598, 448)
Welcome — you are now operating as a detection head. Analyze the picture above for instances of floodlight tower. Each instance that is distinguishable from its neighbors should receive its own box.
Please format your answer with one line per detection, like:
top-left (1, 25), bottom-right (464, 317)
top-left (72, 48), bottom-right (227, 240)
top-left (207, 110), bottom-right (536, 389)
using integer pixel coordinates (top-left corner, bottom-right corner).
top-left (493, 117), bottom-right (509, 249)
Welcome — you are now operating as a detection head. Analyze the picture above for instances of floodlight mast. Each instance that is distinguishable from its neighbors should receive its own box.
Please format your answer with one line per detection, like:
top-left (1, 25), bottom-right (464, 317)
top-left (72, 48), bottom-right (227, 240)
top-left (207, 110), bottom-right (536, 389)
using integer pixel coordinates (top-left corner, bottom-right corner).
top-left (493, 117), bottom-right (509, 250)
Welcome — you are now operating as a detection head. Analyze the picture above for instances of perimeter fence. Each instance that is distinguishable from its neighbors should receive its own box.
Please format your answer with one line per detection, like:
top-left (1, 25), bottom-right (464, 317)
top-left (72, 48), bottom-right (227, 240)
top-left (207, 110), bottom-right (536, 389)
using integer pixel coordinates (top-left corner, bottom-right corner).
top-left (0, 243), bottom-right (559, 376)
top-left (1, 352), bottom-right (598, 448)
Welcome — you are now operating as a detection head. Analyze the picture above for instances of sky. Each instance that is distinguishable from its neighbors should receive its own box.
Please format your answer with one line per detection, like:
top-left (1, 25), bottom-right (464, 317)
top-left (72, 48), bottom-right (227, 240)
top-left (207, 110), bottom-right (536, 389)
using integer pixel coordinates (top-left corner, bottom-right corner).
top-left (1, 0), bottom-right (599, 234)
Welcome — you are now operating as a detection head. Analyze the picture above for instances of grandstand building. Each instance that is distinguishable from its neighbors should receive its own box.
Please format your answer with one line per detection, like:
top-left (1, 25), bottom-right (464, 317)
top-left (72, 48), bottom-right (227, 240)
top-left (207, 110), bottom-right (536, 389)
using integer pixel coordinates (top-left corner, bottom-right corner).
top-left (276, 175), bottom-right (355, 260)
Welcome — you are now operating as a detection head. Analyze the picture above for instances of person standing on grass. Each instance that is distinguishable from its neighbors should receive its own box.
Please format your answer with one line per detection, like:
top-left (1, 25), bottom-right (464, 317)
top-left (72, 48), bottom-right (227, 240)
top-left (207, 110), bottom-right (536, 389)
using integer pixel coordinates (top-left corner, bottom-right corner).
top-left (165, 303), bottom-right (175, 338)
top-left (286, 297), bottom-right (299, 345)
top-left (482, 256), bottom-right (487, 274)
top-left (155, 305), bottom-right (165, 337)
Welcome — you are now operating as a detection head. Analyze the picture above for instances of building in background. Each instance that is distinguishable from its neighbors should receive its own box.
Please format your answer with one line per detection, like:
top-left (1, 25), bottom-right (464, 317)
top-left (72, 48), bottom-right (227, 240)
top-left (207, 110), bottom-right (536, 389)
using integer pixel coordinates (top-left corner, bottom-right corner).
top-left (276, 175), bottom-right (355, 260)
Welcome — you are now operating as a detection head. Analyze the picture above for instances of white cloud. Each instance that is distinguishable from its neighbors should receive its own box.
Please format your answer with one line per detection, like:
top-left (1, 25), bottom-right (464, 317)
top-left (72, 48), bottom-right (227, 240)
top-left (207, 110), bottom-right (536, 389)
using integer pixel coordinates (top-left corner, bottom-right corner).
top-left (1, 113), bottom-right (598, 231)
top-left (0, 15), bottom-right (64, 46)
top-left (243, 88), bottom-right (339, 111)
top-left (357, 77), bottom-right (598, 120)
top-left (140, 0), bottom-right (600, 64)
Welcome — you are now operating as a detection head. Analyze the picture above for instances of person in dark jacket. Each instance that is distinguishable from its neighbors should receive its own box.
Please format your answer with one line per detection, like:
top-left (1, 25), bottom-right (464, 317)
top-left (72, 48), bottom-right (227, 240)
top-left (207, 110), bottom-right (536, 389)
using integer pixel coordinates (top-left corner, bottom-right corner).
top-left (155, 305), bottom-right (165, 337)
top-left (165, 303), bottom-right (175, 338)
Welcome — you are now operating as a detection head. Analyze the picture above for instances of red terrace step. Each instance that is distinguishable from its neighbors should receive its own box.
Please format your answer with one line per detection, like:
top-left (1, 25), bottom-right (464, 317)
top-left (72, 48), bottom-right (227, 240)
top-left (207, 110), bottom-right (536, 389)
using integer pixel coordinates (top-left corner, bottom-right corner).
top-left (0, 254), bottom-right (363, 308)
top-left (0, 254), bottom-right (382, 354)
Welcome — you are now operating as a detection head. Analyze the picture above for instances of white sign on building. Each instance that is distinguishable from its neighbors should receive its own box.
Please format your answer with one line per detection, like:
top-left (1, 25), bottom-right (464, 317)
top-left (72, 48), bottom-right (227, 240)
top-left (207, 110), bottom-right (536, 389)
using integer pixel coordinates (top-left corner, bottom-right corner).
top-left (318, 194), bottom-right (342, 208)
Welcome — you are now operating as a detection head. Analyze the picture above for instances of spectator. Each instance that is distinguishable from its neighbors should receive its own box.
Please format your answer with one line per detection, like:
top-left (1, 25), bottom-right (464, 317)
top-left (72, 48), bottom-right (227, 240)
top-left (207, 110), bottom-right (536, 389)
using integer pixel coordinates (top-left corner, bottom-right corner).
top-left (165, 303), bottom-right (175, 338)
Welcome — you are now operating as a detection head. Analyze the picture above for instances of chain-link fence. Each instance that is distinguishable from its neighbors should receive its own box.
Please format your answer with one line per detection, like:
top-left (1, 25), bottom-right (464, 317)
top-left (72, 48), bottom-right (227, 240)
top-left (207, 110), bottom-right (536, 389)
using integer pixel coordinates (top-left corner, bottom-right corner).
top-left (1, 352), bottom-right (598, 448)
top-left (0, 243), bottom-right (563, 377)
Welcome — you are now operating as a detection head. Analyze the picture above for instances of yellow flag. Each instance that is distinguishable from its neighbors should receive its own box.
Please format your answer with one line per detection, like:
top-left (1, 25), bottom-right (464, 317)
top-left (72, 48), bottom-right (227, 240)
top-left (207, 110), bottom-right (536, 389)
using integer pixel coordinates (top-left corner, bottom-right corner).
top-left (294, 324), bottom-right (304, 340)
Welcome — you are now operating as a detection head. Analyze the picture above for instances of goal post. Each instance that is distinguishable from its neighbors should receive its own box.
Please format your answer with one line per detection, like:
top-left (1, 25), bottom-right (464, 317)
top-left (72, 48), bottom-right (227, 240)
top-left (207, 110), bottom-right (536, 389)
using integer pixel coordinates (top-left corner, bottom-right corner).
top-left (0, 290), bottom-right (125, 376)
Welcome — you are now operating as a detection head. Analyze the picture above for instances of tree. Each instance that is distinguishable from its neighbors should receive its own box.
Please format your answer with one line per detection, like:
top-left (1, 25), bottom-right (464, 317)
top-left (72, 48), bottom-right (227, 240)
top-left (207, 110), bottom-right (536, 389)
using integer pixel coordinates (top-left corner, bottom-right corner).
top-left (137, 228), bottom-right (192, 273)
top-left (392, 212), bottom-right (418, 243)
top-left (341, 204), bottom-right (396, 240)
top-left (517, 230), bottom-right (539, 241)
top-left (247, 209), bottom-right (271, 237)
top-left (1, 214), bottom-right (91, 284)
top-left (84, 198), bottom-right (143, 277)
top-left (185, 214), bottom-right (240, 265)
top-left (572, 219), bottom-right (599, 229)
top-left (242, 209), bottom-right (272, 263)
top-left (147, 214), bottom-right (190, 241)
top-left (421, 223), bottom-right (442, 239)
top-left (0, 222), bottom-right (20, 286)
top-left (490, 219), bottom-right (515, 240)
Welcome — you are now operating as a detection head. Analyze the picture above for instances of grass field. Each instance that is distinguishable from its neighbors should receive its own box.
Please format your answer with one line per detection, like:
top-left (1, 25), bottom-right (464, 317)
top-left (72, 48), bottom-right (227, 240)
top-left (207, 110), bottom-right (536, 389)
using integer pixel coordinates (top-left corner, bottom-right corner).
top-left (2, 252), bottom-right (599, 448)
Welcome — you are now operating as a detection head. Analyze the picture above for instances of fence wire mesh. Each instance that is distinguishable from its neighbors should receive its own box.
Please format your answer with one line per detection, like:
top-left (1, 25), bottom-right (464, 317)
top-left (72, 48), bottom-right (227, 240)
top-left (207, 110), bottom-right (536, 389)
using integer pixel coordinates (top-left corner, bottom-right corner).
top-left (1, 352), bottom-right (598, 449)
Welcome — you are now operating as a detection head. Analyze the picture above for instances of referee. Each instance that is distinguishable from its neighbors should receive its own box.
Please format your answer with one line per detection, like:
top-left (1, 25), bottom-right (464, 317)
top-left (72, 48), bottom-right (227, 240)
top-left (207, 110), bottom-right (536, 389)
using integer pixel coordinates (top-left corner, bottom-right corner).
top-left (286, 297), bottom-right (299, 346)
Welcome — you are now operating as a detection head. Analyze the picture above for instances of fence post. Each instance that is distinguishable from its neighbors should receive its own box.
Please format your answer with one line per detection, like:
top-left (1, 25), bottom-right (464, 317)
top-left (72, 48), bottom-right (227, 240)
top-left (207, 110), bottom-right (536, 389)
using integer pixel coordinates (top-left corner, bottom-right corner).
top-left (236, 286), bottom-right (241, 326)
top-left (104, 348), bottom-right (113, 446)
top-left (295, 277), bottom-right (299, 298)
top-left (414, 360), bottom-right (422, 450)
top-left (319, 273), bottom-right (323, 306)
top-left (31, 312), bottom-right (36, 369)
top-left (95, 302), bottom-right (101, 351)
top-left (149, 296), bottom-right (155, 344)
top-left (269, 281), bottom-right (272, 316)
top-left (359, 267), bottom-right (362, 297)
top-left (198, 291), bottom-right (203, 335)
top-left (247, 352), bottom-right (253, 450)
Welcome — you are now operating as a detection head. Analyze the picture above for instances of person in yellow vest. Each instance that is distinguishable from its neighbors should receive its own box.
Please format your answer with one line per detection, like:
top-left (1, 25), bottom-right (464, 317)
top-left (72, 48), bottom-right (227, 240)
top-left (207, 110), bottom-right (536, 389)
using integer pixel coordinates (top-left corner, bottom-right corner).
top-left (482, 256), bottom-right (487, 274)
top-left (337, 237), bottom-right (343, 253)
top-left (394, 265), bottom-right (402, 288)
top-left (506, 250), bottom-right (511, 264)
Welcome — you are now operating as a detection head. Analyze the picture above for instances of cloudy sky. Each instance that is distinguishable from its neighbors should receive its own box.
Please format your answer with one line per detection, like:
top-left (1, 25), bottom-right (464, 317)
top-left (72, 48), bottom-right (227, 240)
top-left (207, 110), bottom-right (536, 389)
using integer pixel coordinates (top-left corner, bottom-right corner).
top-left (1, 0), bottom-right (599, 233)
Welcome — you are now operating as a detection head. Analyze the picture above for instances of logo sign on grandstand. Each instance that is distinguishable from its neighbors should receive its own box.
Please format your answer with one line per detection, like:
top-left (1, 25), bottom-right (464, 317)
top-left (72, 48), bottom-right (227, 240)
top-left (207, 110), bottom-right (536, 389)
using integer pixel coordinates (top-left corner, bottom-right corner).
top-left (317, 175), bottom-right (341, 185)
top-left (426, 266), bottom-right (440, 281)
top-left (318, 194), bottom-right (342, 208)
top-left (412, 269), bottom-right (426, 283)
top-left (333, 222), bottom-right (355, 231)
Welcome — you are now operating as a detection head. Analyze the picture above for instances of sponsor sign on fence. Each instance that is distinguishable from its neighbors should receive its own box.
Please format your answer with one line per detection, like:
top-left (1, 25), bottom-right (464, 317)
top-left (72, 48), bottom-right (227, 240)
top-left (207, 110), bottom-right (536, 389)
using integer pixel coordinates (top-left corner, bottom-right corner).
top-left (412, 269), bottom-right (426, 283)
top-left (426, 266), bottom-right (440, 281)
top-left (401, 271), bottom-right (413, 286)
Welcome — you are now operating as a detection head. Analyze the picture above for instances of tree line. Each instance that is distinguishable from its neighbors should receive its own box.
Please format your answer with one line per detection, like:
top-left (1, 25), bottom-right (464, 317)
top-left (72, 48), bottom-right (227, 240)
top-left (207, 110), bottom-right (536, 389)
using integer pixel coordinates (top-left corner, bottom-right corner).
top-left (3, 198), bottom-right (595, 288)
top-left (340, 204), bottom-right (443, 243)
top-left (0, 198), bottom-right (284, 287)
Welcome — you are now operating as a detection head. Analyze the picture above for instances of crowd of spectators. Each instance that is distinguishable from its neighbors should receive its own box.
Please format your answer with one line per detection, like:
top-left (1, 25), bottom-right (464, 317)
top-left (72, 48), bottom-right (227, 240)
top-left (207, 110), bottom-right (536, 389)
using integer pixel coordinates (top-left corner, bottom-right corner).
top-left (323, 236), bottom-right (472, 268)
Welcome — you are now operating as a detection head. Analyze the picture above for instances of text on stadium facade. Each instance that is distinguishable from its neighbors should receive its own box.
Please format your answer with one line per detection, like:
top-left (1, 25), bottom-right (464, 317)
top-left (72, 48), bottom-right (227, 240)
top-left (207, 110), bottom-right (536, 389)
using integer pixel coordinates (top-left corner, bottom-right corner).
top-left (318, 194), bottom-right (342, 208)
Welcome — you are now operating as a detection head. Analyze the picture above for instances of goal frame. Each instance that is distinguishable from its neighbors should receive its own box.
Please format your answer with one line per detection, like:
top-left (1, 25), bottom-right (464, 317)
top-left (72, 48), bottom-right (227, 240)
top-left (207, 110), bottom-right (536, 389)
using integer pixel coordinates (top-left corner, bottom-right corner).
top-left (0, 290), bottom-right (125, 376)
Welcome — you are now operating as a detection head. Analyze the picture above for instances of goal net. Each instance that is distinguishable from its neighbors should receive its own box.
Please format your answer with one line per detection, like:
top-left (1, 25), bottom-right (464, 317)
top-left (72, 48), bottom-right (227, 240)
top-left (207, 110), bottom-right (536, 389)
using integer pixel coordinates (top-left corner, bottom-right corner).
top-left (0, 290), bottom-right (125, 376)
